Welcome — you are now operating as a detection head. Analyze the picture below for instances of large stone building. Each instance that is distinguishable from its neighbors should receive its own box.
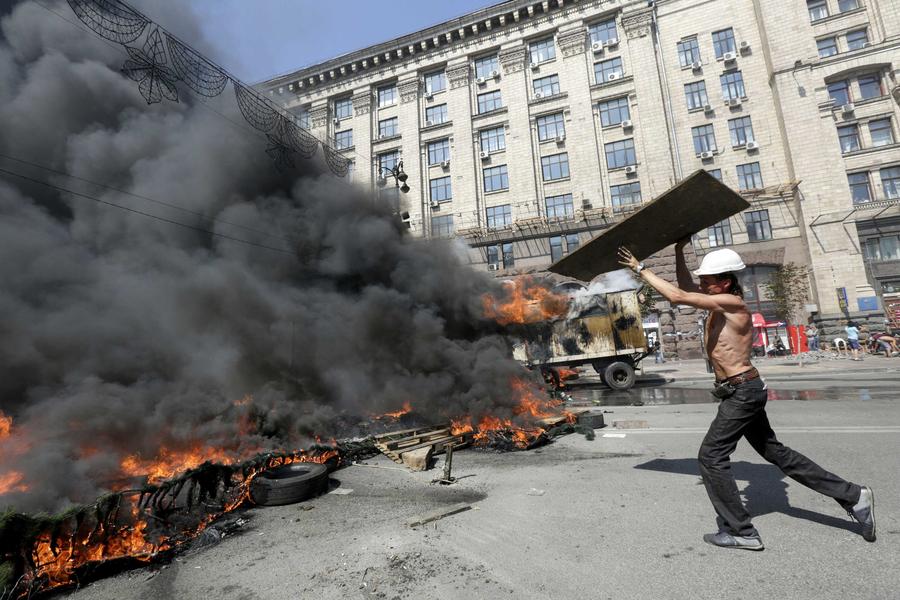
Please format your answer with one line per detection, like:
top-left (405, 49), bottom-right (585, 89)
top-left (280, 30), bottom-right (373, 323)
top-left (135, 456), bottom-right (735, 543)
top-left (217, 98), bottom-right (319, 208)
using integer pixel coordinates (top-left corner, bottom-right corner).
top-left (261, 0), bottom-right (900, 344)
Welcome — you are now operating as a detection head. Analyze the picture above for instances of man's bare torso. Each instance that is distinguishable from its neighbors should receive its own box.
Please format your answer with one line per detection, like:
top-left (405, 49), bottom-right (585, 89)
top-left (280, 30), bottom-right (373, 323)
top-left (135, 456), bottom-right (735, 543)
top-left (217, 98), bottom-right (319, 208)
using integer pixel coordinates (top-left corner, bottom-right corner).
top-left (704, 300), bottom-right (754, 380)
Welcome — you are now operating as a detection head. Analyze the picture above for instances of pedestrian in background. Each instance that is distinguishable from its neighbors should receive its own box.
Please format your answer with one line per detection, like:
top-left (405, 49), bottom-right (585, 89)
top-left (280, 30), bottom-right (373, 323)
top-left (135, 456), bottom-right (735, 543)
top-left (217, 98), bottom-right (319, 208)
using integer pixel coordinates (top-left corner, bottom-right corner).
top-left (805, 322), bottom-right (819, 352)
top-left (845, 321), bottom-right (862, 361)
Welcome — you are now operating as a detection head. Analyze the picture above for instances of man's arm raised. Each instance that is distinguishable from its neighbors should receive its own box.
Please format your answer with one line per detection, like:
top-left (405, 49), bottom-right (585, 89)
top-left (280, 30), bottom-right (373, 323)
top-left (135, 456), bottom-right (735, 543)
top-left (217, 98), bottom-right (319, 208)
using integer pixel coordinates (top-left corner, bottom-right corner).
top-left (675, 236), bottom-right (701, 293)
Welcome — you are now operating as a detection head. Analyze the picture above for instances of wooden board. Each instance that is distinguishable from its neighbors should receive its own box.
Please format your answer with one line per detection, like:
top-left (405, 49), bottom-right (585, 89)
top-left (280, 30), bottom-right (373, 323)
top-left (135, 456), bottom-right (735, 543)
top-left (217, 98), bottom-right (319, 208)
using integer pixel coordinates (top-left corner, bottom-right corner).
top-left (548, 170), bottom-right (750, 281)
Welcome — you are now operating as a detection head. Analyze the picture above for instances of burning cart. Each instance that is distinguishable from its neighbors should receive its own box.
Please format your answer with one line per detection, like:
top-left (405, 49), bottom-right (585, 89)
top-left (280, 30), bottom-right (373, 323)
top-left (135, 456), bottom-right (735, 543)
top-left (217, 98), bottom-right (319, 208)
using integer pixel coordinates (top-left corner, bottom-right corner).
top-left (510, 286), bottom-right (649, 390)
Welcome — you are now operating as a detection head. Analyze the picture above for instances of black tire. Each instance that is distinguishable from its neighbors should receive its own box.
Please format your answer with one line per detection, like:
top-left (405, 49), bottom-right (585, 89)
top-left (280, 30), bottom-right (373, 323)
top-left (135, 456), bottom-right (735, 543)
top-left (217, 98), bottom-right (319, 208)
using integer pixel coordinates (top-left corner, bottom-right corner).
top-left (250, 462), bottom-right (329, 506)
top-left (604, 361), bottom-right (635, 390)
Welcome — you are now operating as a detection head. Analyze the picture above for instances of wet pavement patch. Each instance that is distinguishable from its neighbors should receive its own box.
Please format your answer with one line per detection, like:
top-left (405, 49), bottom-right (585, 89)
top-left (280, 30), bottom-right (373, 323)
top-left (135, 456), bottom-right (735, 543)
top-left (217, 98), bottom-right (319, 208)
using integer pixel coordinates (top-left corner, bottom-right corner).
top-left (568, 386), bottom-right (894, 406)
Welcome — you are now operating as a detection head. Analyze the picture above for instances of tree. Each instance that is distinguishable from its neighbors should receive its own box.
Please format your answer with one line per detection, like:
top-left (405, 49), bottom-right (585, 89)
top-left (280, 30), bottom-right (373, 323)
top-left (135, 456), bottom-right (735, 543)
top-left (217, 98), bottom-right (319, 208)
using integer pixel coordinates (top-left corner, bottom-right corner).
top-left (762, 262), bottom-right (809, 322)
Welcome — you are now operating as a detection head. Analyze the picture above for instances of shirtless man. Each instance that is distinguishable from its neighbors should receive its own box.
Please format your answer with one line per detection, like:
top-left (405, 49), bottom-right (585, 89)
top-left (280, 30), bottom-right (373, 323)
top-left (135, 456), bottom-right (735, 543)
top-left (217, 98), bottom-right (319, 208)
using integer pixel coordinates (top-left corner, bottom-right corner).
top-left (617, 240), bottom-right (875, 549)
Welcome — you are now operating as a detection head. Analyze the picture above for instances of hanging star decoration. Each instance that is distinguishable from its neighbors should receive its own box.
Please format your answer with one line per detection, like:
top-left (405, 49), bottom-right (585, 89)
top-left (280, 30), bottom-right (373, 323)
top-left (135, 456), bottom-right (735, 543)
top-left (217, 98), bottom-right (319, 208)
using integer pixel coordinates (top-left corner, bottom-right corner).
top-left (121, 29), bottom-right (179, 104)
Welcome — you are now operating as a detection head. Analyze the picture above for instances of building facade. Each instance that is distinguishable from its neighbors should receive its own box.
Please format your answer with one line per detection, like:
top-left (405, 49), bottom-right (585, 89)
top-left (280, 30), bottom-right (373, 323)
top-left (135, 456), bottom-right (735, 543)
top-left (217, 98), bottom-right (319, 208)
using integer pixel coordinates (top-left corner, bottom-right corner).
top-left (261, 0), bottom-right (900, 335)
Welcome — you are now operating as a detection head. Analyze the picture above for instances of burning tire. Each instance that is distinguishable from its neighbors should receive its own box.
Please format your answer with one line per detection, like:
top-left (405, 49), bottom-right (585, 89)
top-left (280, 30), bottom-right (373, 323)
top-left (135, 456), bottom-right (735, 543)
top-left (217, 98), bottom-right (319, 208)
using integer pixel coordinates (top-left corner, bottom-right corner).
top-left (250, 462), bottom-right (329, 506)
top-left (603, 361), bottom-right (635, 391)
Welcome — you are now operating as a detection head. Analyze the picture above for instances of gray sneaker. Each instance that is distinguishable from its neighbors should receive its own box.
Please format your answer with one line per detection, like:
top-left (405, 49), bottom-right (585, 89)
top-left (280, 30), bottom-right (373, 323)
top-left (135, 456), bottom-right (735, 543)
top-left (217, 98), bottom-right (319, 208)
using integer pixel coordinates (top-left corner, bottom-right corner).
top-left (848, 486), bottom-right (876, 542)
top-left (702, 531), bottom-right (765, 551)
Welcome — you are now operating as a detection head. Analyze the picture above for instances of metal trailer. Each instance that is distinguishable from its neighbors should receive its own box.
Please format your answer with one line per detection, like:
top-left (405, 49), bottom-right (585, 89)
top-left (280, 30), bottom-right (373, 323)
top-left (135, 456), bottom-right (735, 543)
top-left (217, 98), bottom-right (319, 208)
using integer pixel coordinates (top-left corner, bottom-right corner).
top-left (512, 289), bottom-right (649, 390)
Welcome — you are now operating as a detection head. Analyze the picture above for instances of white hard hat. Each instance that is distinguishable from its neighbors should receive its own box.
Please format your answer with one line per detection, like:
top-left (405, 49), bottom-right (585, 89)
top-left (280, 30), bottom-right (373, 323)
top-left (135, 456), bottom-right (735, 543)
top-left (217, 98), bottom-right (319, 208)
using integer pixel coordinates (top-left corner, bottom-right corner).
top-left (693, 248), bottom-right (746, 276)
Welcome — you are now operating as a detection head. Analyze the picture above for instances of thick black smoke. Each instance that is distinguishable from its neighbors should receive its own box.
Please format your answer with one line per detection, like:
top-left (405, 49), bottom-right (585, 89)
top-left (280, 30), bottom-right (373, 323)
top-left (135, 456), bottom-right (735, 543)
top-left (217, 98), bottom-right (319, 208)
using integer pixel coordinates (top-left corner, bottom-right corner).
top-left (0, 1), bottom-right (536, 513)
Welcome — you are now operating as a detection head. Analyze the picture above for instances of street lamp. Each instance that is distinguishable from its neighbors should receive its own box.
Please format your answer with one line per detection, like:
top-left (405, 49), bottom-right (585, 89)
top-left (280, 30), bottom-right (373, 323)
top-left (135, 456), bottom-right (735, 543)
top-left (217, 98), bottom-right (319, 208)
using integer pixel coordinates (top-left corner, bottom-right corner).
top-left (376, 159), bottom-right (410, 194)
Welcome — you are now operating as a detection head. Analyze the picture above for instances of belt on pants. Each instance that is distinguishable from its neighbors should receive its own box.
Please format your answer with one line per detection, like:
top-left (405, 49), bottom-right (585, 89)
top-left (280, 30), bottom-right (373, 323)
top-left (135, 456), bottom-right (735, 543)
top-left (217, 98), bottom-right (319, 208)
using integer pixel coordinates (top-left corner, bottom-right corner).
top-left (716, 367), bottom-right (760, 386)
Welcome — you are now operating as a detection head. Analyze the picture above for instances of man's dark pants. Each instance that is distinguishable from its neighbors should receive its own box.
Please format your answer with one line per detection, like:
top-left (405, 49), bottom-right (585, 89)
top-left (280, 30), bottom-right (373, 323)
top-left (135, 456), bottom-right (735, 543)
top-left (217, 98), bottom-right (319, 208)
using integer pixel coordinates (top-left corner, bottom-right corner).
top-left (698, 378), bottom-right (861, 537)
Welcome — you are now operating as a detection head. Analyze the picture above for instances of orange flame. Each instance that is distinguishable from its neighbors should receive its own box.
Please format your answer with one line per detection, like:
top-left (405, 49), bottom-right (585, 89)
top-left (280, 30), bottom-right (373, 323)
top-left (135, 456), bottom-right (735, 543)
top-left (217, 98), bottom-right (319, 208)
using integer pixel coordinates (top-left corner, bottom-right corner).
top-left (482, 277), bottom-right (568, 325)
top-left (0, 470), bottom-right (28, 495)
top-left (0, 411), bottom-right (11, 438)
top-left (377, 401), bottom-right (412, 420)
top-left (120, 444), bottom-right (250, 485)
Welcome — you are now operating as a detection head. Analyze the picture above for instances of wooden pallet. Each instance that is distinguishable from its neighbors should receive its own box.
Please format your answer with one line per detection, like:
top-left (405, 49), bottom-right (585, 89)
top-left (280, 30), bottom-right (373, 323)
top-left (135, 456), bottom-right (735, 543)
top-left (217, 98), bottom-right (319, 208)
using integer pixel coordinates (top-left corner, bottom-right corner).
top-left (374, 424), bottom-right (469, 465)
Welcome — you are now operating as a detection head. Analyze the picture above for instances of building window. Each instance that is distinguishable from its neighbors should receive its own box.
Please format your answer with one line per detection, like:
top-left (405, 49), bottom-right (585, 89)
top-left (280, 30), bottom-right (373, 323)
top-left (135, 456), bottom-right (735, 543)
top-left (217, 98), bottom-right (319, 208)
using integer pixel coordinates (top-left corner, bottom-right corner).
top-left (692, 124), bottom-right (718, 154)
top-left (378, 150), bottom-right (400, 173)
top-left (296, 108), bottom-right (311, 129)
top-left (549, 236), bottom-right (564, 262)
top-left (838, 0), bottom-right (860, 12)
top-left (334, 97), bottom-right (352, 120)
top-left (817, 37), bottom-right (838, 58)
top-left (827, 80), bottom-right (850, 105)
top-left (708, 219), bottom-right (733, 247)
top-left (530, 37), bottom-right (556, 64)
top-left (533, 74), bottom-right (561, 97)
top-left (431, 215), bottom-right (454, 237)
top-left (594, 57), bottom-right (624, 83)
top-left (424, 71), bottom-right (446, 94)
top-left (486, 204), bottom-right (512, 228)
top-left (720, 71), bottom-right (746, 101)
top-left (858, 74), bottom-right (883, 100)
top-left (536, 113), bottom-right (565, 141)
top-left (882, 166), bottom-right (900, 199)
top-left (737, 162), bottom-right (764, 190)
top-left (712, 28), bottom-right (736, 58)
top-left (378, 117), bottom-right (398, 138)
top-left (425, 104), bottom-right (448, 125)
top-left (837, 124), bottom-right (861, 153)
top-left (477, 90), bottom-right (503, 114)
top-left (475, 55), bottom-right (499, 79)
top-left (684, 81), bottom-right (709, 110)
top-left (744, 210), bottom-right (772, 241)
top-left (807, 0), bottom-right (829, 21)
top-left (427, 138), bottom-right (450, 165)
top-left (848, 172), bottom-right (872, 203)
top-left (588, 18), bottom-right (618, 44)
top-left (728, 116), bottom-right (755, 147)
top-left (483, 165), bottom-right (509, 192)
top-left (541, 153), bottom-right (570, 181)
top-left (869, 118), bottom-right (895, 147)
top-left (566, 234), bottom-right (580, 253)
top-left (380, 186), bottom-right (400, 211)
top-left (677, 37), bottom-right (700, 67)
top-left (377, 84), bottom-right (397, 107)
top-left (335, 129), bottom-right (353, 149)
top-left (846, 29), bottom-right (869, 51)
top-left (863, 235), bottom-right (900, 261)
top-left (429, 176), bottom-right (452, 202)
top-left (707, 168), bottom-right (723, 181)
top-left (488, 243), bottom-right (516, 268)
top-left (598, 96), bottom-right (630, 126)
top-left (605, 139), bottom-right (637, 169)
top-left (610, 182), bottom-right (642, 209)
top-left (480, 126), bottom-right (506, 152)
top-left (545, 193), bottom-right (574, 219)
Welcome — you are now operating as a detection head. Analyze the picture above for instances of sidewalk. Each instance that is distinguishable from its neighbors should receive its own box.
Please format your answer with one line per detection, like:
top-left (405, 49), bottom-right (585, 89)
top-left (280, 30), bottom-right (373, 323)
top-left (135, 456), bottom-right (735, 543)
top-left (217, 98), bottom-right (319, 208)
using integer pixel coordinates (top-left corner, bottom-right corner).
top-left (637, 355), bottom-right (900, 384)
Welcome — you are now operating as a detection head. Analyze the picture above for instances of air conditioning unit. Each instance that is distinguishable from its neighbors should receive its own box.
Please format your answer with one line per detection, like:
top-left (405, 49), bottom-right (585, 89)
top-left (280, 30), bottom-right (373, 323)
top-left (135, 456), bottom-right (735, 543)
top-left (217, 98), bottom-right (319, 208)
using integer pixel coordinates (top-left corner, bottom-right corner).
top-left (725, 98), bottom-right (742, 107)
top-left (555, 134), bottom-right (566, 143)
top-left (430, 200), bottom-right (441, 209)
top-left (739, 41), bottom-right (751, 52)
top-left (691, 60), bottom-right (703, 70)
top-left (591, 41), bottom-right (604, 53)
top-left (530, 62), bottom-right (540, 70)
top-left (333, 118), bottom-right (341, 125)
top-left (841, 103), bottom-right (855, 114)
top-left (624, 165), bottom-right (637, 174)
top-left (488, 264), bottom-right (501, 271)
top-left (425, 120), bottom-right (434, 127)
top-left (746, 141), bottom-right (760, 150)
top-left (723, 51), bottom-right (737, 63)
top-left (703, 103), bottom-right (714, 113)
top-left (534, 91), bottom-right (544, 99)
top-left (441, 159), bottom-right (451, 168)
top-left (424, 91), bottom-right (433, 99)
top-left (604, 38), bottom-right (620, 48)
top-left (607, 72), bottom-right (621, 82)
top-left (479, 150), bottom-right (490, 160)
top-left (621, 119), bottom-right (633, 129)
top-left (699, 150), bottom-right (715, 160)
top-left (490, 70), bottom-right (500, 79)
top-left (476, 76), bottom-right (486, 85)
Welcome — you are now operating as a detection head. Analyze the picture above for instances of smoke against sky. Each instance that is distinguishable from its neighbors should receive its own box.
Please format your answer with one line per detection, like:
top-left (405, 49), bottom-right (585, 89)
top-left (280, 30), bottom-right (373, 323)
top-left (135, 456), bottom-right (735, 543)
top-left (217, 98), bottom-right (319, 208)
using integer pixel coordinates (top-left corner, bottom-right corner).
top-left (0, 0), bottom-right (533, 513)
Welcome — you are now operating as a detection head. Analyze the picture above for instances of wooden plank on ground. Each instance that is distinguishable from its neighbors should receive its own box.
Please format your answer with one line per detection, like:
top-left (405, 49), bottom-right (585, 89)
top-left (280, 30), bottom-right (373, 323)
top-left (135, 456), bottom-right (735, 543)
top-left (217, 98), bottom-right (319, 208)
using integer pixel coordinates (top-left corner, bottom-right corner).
top-left (373, 424), bottom-right (447, 441)
top-left (384, 428), bottom-right (451, 450)
top-left (407, 502), bottom-right (473, 528)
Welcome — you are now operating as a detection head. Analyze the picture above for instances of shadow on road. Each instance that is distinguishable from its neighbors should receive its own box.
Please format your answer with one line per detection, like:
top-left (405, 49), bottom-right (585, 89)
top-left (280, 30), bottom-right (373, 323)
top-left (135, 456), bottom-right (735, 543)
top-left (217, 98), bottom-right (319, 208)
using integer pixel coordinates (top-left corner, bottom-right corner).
top-left (635, 458), bottom-right (856, 534)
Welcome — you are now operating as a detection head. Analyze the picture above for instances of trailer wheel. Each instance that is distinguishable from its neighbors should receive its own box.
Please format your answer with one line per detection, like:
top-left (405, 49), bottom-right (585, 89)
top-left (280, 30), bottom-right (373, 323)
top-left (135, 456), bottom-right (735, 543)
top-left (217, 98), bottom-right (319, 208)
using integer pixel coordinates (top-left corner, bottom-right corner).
top-left (604, 361), bottom-right (635, 390)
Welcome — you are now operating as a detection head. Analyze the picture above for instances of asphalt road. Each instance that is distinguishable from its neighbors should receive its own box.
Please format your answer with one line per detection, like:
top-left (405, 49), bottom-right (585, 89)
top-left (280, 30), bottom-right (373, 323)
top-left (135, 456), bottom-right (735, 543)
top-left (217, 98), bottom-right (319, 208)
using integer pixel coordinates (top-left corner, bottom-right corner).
top-left (63, 373), bottom-right (900, 600)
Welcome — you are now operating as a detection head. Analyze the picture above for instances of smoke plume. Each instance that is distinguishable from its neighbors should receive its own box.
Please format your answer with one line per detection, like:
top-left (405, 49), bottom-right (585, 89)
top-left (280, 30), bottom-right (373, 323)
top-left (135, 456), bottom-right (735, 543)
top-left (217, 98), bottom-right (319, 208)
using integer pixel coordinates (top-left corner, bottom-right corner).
top-left (0, 1), bottom-right (532, 513)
